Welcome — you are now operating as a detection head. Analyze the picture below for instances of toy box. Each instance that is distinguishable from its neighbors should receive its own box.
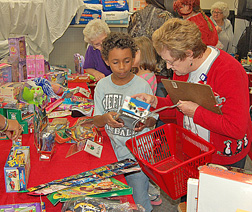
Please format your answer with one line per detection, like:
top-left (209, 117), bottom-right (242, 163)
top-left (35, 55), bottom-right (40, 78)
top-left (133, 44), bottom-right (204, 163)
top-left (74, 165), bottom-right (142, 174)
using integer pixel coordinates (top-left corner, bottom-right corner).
top-left (19, 60), bottom-right (27, 82)
top-left (74, 53), bottom-right (84, 74)
top-left (128, 0), bottom-right (147, 12)
top-left (36, 55), bottom-right (45, 77)
top-left (34, 106), bottom-right (48, 151)
top-left (0, 63), bottom-right (12, 85)
top-left (0, 82), bottom-right (24, 100)
top-left (0, 202), bottom-right (45, 212)
top-left (115, 96), bottom-right (150, 128)
top-left (102, 11), bottom-right (129, 25)
top-left (26, 55), bottom-right (36, 79)
top-left (197, 165), bottom-right (252, 212)
top-left (8, 37), bottom-right (27, 62)
top-left (46, 70), bottom-right (68, 87)
top-left (4, 146), bottom-right (30, 192)
top-left (102, 0), bottom-right (129, 11)
top-left (79, 9), bottom-right (102, 24)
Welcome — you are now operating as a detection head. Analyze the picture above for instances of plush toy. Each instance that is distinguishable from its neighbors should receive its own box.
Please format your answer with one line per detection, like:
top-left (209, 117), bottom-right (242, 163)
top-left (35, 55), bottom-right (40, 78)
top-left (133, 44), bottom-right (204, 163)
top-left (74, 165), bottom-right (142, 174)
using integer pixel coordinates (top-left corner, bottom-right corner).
top-left (22, 86), bottom-right (47, 106)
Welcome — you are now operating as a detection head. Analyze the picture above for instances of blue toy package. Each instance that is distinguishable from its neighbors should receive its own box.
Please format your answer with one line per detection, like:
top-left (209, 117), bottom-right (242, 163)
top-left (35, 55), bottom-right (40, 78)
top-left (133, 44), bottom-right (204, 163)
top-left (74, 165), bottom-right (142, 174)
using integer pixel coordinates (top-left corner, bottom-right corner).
top-left (84, 0), bottom-right (100, 4)
top-left (102, 0), bottom-right (129, 11)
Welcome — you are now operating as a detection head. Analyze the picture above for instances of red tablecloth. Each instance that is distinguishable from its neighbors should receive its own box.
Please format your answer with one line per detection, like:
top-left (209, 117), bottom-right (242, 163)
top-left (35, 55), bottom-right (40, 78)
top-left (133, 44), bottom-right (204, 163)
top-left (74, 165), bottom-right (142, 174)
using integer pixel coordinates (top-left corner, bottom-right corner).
top-left (0, 108), bottom-right (134, 211)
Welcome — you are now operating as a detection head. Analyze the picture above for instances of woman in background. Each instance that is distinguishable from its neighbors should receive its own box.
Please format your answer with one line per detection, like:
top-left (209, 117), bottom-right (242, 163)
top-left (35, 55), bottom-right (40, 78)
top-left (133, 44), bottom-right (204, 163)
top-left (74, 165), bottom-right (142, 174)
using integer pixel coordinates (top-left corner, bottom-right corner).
top-left (132, 36), bottom-right (157, 95)
top-left (83, 19), bottom-right (112, 81)
top-left (173, 0), bottom-right (218, 46)
top-left (210, 1), bottom-right (235, 54)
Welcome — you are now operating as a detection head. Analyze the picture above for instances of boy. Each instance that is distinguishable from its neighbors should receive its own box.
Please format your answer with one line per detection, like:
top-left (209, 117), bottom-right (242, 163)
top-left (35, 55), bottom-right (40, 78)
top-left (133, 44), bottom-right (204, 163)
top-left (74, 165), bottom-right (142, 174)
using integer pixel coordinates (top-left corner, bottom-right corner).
top-left (93, 32), bottom-right (157, 212)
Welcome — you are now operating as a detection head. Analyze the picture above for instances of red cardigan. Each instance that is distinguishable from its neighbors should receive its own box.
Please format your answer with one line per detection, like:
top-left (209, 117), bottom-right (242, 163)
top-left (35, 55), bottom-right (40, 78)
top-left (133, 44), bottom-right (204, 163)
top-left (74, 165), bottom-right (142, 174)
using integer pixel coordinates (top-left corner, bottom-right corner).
top-left (157, 50), bottom-right (252, 165)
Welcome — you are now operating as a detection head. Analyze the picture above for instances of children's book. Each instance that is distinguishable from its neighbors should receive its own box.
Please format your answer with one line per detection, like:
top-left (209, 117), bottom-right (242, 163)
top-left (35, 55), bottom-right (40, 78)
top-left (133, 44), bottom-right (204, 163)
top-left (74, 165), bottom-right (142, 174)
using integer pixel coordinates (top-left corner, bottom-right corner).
top-left (47, 178), bottom-right (133, 205)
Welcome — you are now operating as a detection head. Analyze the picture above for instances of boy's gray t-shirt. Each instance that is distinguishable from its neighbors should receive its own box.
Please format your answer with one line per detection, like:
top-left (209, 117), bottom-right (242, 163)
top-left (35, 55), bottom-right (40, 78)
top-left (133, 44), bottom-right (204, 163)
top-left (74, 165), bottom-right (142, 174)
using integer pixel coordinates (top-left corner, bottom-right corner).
top-left (94, 75), bottom-right (155, 161)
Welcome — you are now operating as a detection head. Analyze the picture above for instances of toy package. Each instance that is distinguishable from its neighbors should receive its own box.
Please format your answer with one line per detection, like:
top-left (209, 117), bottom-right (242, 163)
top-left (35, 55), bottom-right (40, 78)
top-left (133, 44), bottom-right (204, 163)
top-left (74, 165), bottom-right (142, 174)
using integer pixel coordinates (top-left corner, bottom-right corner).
top-left (26, 55), bottom-right (36, 79)
top-left (0, 202), bottom-right (45, 212)
top-left (0, 82), bottom-right (24, 100)
top-left (102, 0), bottom-right (129, 11)
top-left (62, 197), bottom-right (145, 212)
top-left (35, 55), bottom-right (45, 78)
top-left (65, 117), bottom-right (102, 158)
top-left (0, 63), bottom-right (12, 85)
top-left (24, 159), bottom-right (140, 196)
top-left (47, 177), bottom-right (133, 205)
top-left (19, 60), bottom-right (27, 82)
top-left (73, 53), bottom-right (84, 74)
top-left (8, 37), bottom-right (27, 62)
top-left (4, 146), bottom-right (30, 192)
top-left (1, 55), bottom-right (19, 82)
top-left (115, 96), bottom-right (151, 129)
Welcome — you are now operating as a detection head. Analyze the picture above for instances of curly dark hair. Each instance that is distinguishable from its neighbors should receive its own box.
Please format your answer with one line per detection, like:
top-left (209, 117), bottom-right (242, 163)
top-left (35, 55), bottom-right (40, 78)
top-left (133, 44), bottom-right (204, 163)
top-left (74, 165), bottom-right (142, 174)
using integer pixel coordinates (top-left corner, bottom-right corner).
top-left (101, 32), bottom-right (137, 61)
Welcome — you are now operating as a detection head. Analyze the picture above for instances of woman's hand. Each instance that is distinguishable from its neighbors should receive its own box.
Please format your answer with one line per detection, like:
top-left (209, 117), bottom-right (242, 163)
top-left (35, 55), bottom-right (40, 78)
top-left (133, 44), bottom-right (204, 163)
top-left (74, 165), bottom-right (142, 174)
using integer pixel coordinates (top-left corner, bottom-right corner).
top-left (177, 100), bottom-right (199, 118)
top-left (5, 119), bottom-right (23, 141)
top-left (131, 93), bottom-right (158, 108)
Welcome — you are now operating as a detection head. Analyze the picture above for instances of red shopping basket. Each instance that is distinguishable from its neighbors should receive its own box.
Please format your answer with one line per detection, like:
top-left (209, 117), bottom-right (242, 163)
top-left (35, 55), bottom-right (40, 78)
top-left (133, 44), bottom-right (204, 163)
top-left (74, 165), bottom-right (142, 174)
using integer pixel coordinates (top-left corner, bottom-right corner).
top-left (126, 123), bottom-right (215, 200)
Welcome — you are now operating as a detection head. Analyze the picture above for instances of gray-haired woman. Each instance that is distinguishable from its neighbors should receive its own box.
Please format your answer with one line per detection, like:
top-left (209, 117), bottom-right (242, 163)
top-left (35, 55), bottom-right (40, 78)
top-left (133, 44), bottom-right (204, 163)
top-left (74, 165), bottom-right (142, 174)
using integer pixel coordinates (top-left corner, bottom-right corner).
top-left (210, 1), bottom-right (235, 54)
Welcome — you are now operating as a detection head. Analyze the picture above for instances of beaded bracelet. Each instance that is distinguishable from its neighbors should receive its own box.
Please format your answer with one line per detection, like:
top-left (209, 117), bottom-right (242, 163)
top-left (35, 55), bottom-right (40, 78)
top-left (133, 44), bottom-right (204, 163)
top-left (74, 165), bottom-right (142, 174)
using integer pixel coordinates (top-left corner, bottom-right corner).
top-left (0, 117), bottom-right (9, 132)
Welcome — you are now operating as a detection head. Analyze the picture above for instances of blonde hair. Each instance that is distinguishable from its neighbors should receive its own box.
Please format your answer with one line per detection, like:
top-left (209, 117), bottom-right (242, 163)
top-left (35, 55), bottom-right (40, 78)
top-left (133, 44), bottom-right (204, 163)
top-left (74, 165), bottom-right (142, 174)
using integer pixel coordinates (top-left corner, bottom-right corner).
top-left (83, 19), bottom-right (110, 44)
top-left (133, 36), bottom-right (157, 73)
top-left (152, 18), bottom-right (207, 61)
top-left (211, 1), bottom-right (229, 19)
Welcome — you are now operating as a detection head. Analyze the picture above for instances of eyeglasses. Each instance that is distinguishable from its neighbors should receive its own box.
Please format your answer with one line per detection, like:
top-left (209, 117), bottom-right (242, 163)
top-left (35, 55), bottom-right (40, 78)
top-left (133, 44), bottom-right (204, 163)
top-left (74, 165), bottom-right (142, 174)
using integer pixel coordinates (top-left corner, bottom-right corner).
top-left (212, 11), bottom-right (223, 14)
top-left (166, 58), bottom-right (177, 67)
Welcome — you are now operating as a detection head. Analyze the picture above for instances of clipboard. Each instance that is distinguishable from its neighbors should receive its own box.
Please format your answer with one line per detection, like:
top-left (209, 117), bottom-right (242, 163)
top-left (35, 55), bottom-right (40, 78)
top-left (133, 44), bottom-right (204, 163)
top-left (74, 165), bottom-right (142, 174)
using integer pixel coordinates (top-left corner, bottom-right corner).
top-left (161, 79), bottom-right (222, 115)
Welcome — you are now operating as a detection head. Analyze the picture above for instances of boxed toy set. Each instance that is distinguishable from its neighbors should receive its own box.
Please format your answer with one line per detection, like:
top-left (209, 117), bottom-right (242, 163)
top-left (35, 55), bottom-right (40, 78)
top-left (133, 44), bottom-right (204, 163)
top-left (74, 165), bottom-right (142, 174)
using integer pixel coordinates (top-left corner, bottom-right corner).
top-left (197, 165), bottom-right (252, 212)
top-left (8, 37), bottom-right (27, 62)
top-left (4, 146), bottom-right (30, 192)
top-left (115, 96), bottom-right (151, 128)
top-left (0, 82), bottom-right (24, 100)
top-left (0, 202), bottom-right (45, 212)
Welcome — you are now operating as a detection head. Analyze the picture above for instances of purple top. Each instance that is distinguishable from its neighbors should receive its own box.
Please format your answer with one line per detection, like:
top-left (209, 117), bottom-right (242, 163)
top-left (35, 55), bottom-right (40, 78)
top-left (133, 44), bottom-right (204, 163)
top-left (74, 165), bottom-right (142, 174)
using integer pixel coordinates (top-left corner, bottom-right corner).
top-left (83, 45), bottom-right (112, 76)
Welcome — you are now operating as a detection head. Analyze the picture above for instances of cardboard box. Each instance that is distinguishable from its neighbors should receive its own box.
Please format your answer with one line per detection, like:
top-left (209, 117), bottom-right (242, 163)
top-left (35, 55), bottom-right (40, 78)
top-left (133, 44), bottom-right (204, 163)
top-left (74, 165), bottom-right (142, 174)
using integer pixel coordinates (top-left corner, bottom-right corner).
top-left (4, 146), bottom-right (30, 192)
top-left (102, 11), bottom-right (129, 25)
top-left (186, 178), bottom-right (198, 212)
top-left (128, 0), bottom-right (147, 12)
top-left (0, 63), bottom-right (12, 85)
top-left (36, 55), bottom-right (45, 77)
top-left (8, 37), bottom-right (27, 62)
top-left (19, 60), bottom-right (27, 82)
top-left (197, 165), bottom-right (252, 212)
top-left (26, 55), bottom-right (36, 79)
top-left (0, 82), bottom-right (24, 100)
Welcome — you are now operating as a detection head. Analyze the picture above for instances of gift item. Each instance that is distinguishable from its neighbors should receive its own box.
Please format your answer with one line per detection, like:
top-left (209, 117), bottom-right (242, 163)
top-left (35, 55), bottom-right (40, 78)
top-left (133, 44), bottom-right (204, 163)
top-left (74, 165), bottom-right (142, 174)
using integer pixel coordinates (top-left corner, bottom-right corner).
top-left (197, 165), bottom-right (252, 212)
top-left (46, 70), bottom-right (68, 87)
top-left (61, 197), bottom-right (145, 212)
top-left (0, 63), bottom-right (12, 85)
top-left (74, 53), bottom-right (84, 74)
top-left (115, 96), bottom-right (150, 129)
top-left (0, 82), bottom-right (24, 100)
top-left (26, 55), bottom-right (36, 79)
top-left (19, 60), bottom-right (27, 82)
top-left (47, 178), bottom-right (133, 205)
top-left (8, 37), bottom-right (27, 62)
top-left (35, 55), bottom-right (45, 77)
top-left (0, 202), bottom-right (45, 212)
top-left (23, 159), bottom-right (139, 195)
top-left (4, 146), bottom-right (30, 192)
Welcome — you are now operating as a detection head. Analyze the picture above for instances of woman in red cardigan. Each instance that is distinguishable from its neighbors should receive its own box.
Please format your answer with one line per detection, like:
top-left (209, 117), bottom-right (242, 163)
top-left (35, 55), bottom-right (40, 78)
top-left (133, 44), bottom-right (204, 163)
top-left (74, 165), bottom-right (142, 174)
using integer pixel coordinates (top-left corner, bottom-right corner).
top-left (133, 18), bottom-right (251, 168)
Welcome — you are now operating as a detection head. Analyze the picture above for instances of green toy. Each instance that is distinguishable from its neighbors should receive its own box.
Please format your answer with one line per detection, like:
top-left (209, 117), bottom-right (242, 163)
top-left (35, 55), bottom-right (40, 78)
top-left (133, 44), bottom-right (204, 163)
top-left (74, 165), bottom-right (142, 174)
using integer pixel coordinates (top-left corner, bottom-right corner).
top-left (22, 86), bottom-right (47, 106)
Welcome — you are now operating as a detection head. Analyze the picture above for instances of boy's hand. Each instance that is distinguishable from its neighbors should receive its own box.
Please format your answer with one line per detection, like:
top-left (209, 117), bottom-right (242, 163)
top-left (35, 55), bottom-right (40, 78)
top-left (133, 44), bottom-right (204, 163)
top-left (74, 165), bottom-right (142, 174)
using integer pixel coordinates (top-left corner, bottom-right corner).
top-left (104, 112), bottom-right (124, 128)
